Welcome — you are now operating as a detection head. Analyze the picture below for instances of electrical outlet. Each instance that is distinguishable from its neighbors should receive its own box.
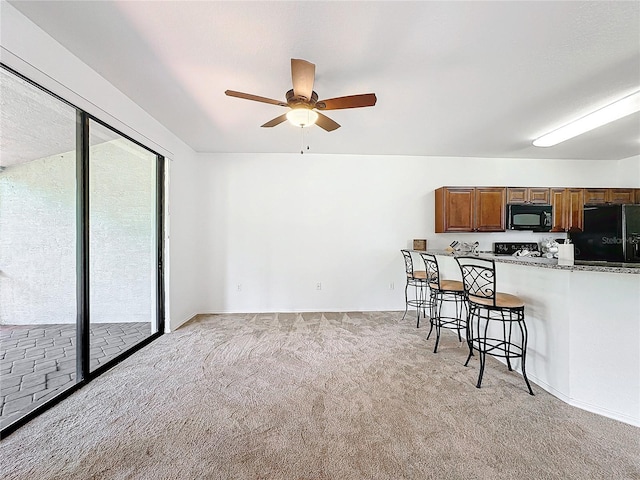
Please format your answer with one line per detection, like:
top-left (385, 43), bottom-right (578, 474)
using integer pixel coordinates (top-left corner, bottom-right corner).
top-left (237, 284), bottom-right (242, 292)
top-left (390, 281), bottom-right (395, 290)
top-left (316, 282), bottom-right (322, 290)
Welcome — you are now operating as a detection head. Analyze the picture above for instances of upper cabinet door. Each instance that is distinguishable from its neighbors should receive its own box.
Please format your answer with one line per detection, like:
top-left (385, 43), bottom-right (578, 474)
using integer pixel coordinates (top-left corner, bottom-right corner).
top-left (435, 187), bottom-right (474, 232)
top-left (549, 188), bottom-right (566, 232)
top-left (566, 188), bottom-right (584, 232)
top-left (584, 188), bottom-right (608, 204)
top-left (475, 187), bottom-right (506, 232)
top-left (528, 188), bottom-right (551, 204)
top-left (506, 187), bottom-right (527, 204)
top-left (608, 189), bottom-right (634, 204)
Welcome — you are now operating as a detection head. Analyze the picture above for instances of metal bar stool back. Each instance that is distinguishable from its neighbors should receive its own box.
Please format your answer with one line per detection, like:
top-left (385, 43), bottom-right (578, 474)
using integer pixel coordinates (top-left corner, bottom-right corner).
top-left (455, 256), bottom-right (534, 395)
top-left (419, 253), bottom-right (467, 353)
top-left (400, 249), bottom-right (429, 327)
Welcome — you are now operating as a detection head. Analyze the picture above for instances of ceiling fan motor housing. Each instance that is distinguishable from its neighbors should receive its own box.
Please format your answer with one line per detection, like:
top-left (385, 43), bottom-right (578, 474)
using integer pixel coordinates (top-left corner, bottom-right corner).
top-left (286, 89), bottom-right (318, 108)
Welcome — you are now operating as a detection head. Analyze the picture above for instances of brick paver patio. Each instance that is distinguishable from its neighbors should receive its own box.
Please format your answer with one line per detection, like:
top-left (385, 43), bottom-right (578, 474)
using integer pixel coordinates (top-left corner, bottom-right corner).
top-left (0, 322), bottom-right (151, 430)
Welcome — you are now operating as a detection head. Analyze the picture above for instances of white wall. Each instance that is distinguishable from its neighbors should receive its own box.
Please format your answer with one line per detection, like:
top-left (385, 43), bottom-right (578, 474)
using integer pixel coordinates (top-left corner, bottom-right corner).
top-left (1, 2), bottom-right (202, 330)
top-left (618, 155), bottom-right (640, 187)
top-left (197, 152), bottom-right (632, 313)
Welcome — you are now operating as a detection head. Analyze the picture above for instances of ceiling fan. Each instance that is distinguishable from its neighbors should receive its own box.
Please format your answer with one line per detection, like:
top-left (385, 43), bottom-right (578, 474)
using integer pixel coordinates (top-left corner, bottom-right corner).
top-left (225, 59), bottom-right (377, 132)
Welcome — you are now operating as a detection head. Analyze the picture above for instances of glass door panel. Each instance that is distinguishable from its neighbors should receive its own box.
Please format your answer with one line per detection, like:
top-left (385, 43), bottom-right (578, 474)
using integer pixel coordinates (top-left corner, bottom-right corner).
top-left (0, 67), bottom-right (78, 429)
top-left (88, 120), bottom-right (158, 371)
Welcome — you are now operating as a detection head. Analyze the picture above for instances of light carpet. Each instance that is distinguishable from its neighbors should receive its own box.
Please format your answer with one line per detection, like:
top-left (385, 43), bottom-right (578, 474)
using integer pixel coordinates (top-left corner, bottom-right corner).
top-left (1, 311), bottom-right (638, 479)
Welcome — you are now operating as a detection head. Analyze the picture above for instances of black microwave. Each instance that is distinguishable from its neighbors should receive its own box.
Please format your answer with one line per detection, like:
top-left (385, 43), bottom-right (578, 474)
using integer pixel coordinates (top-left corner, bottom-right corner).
top-left (507, 204), bottom-right (553, 231)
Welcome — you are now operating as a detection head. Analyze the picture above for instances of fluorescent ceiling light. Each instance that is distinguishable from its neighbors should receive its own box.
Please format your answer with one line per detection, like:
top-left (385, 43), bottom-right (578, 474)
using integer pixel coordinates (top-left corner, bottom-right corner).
top-left (533, 90), bottom-right (640, 147)
top-left (286, 108), bottom-right (318, 128)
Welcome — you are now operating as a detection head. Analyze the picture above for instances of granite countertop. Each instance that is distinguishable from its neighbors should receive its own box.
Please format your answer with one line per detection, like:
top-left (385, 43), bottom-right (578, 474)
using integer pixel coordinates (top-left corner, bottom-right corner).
top-left (413, 250), bottom-right (640, 275)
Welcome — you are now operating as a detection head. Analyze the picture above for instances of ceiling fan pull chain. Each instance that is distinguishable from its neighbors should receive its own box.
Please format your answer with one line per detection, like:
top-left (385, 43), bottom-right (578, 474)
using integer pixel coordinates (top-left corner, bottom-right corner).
top-left (300, 126), bottom-right (310, 154)
top-left (305, 126), bottom-right (311, 153)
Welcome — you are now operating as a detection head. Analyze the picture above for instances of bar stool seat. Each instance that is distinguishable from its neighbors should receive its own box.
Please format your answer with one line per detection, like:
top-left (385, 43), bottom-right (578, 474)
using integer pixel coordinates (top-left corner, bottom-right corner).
top-left (419, 252), bottom-right (467, 353)
top-left (438, 279), bottom-right (464, 291)
top-left (455, 256), bottom-right (534, 395)
top-left (471, 292), bottom-right (524, 308)
top-left (413, 271), bottom-right (428, 281)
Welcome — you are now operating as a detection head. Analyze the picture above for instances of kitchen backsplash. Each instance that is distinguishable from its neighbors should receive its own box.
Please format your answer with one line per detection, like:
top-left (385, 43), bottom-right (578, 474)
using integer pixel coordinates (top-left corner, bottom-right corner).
top-left (418, 231), bottom-right (568, 252)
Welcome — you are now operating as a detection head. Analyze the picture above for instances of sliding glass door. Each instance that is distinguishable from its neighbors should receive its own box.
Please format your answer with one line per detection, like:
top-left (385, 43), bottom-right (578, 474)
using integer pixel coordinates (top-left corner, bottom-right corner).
top-left (0, 65), bottom-right (164, 436)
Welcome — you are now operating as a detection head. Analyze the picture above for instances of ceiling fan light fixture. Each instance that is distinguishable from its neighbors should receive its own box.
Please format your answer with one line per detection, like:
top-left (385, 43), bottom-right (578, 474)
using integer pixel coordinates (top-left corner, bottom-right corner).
top-left (286, 107), bottom-right (318, 128)
top-left (533, 90), bottom-right (640, 147)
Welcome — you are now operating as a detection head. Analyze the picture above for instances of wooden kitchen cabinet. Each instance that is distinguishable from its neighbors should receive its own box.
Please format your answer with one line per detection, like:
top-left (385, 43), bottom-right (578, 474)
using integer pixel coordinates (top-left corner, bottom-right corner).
top-left (584, 188), bottom-right (635, 205)
top-left (550, 189), bottom-right (564, 232)
top-left (608, 189), bottom-right (635, 204)
top-left (435, 187), bottom-right (506, 233)
top-left (583, 188), bottom-right (607, 205)
top-left (435, 187), bottom-right (474, 232)
top-left (550, 188), bottom-right (583, 232)
top-left (475, 187), bottom-right (507, 231)
top-left (507, 187), bottom-right (550, 204)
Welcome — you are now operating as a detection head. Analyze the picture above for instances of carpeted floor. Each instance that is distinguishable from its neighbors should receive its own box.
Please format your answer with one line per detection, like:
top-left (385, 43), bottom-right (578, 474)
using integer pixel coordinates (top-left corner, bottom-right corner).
top-left (0, 312), bottom-right (638, 479)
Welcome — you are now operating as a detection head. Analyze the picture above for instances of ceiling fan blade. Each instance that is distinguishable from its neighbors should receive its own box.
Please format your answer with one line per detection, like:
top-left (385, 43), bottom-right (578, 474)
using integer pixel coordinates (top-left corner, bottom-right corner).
top-left (315, 112), bottom-right (340, 132)
top-left (225, 90), bottom-right (287, 107)
top-left (316, 93), bottom-right (377, 110)
top-left (261, 113), bottom-right (288, 128)
top-left (291, 59), bottom-right (315, 101)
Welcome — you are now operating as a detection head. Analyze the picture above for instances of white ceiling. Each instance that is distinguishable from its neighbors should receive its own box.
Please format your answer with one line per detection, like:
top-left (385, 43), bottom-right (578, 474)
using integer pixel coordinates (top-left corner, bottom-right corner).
top-left (7, 0), bottom-right (640, 160)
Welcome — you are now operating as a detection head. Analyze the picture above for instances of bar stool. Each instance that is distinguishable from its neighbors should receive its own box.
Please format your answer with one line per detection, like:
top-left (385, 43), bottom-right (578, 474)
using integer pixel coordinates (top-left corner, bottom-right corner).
top-left (400, 249), bottom-right (429, 327)
top-left (455, 256), bottom-right (534, 395)
top-left (419, 252), bottom-right (467, 353)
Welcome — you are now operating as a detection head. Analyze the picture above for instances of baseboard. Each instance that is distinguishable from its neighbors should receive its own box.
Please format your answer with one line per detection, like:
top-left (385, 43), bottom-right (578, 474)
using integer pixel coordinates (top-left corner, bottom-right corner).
top-left (193, 309), bottom-right (404, 315)
top-left (168, 312), bottom-right (200, 332)
top-left (564, 398), bottom-right (639, 427)
top-left (525, 374), bottom-right (571, 403)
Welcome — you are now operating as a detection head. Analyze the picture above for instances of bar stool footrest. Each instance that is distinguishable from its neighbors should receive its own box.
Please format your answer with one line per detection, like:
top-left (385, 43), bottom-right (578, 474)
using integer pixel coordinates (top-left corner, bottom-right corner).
top-left (469, 338), bottom-right (524, 359)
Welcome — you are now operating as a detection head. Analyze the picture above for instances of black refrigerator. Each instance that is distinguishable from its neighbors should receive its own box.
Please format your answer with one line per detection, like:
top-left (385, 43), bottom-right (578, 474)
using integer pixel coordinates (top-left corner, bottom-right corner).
top-left (570, 204), bottom-right (640, 263)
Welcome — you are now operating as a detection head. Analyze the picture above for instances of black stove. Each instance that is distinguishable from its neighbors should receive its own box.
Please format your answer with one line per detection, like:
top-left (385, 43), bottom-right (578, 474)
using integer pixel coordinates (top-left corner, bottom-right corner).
top-left (493, 242), bottom-right (539, 256)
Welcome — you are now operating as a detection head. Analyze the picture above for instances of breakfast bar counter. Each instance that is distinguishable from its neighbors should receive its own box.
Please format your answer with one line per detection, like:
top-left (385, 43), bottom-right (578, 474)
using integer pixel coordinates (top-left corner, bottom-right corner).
top-left (421, 249), bottom-right (640, 274)
top-left (417, 250), bottom-right (640, 426)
